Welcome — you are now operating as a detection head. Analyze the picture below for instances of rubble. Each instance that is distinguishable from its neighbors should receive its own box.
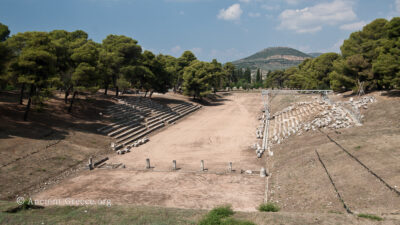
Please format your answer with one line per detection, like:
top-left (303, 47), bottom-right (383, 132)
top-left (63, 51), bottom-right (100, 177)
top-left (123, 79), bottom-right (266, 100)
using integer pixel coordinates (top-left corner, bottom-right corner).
top-left (116, 137), bottom-right (149, 154)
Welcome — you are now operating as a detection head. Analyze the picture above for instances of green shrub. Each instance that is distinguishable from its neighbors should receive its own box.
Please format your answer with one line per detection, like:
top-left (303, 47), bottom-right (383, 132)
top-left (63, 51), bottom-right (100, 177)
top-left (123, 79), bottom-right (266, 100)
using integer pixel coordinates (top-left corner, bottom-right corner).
top-left (358, 213), bottom-right (383, 221)
top-left (199, 205), bottom-right (254, 225)
top-left (221, 218), bottom-right (256, 225)
top-left (199, 205), bottom-right (233, 225)
top-left (208, 205), bottom-right (234, 218)
top-left (258, 202), bottom-right (280, 212)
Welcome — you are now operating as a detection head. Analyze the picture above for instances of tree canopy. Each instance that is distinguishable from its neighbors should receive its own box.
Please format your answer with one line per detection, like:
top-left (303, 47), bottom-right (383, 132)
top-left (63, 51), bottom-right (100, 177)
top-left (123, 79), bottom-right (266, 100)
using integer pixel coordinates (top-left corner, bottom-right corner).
top-left (0, 21), bottom-right (236, 120)
top-left (264, 17), bottom-right (400, 92)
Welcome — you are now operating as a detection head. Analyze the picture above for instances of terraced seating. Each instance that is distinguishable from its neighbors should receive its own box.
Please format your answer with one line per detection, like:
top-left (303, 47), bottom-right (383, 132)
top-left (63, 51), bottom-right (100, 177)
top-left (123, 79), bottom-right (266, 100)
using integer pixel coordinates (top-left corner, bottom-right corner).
top-left (98, 96), bottom-right (201, 151)
top-left (268, 100), bottom-right (361, 145)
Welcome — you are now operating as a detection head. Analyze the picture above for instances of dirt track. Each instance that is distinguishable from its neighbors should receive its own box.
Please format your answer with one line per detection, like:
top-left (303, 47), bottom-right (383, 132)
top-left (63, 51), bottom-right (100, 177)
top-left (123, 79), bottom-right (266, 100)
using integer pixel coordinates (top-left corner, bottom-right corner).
top-left (34, 93), bottom-right (267, 211)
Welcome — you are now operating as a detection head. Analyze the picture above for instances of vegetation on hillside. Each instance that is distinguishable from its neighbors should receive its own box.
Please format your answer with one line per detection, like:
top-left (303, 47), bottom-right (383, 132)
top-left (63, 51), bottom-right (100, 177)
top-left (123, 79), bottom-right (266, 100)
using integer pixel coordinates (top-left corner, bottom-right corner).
top-left (232, 47), bottom-right (311, 72)
top-left (0, 23), bottom-right (233, 120)
top-left (265, 17), bottom-right (400, 92)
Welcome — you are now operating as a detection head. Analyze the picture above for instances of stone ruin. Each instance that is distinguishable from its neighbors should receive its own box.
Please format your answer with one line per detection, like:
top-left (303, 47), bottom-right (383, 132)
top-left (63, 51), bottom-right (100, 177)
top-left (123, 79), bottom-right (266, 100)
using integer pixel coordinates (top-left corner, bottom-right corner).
top-left (252, 95), bottom-right (376, 158)
top-left (269, 96), bottom-right (376, 145)
top-left (114, 137), bottom-right (149, 155)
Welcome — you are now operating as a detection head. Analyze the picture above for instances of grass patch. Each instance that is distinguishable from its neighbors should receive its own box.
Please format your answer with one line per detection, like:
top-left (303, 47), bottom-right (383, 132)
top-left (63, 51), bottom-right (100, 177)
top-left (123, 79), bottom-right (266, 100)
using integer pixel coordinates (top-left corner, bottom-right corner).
top-left (358, 213), bottom-right (383, 221)
top-left (198, 205), bottom-right (255, 225)
top-left (258, 202), bottom-right (280, 212)
top-left (54, 156), bottom-right (66, 161)
top-left (328, 210), bottom-right (343, 214)
top-left (0, 201), bottom-right (201, 225)
top-left (354, 146), bottom-right (361, 150)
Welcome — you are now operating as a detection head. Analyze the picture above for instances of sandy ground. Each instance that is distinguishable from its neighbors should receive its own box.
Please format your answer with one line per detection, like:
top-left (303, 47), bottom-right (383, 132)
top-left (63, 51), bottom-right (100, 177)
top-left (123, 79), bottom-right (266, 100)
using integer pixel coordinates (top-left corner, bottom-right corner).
top-left (34, 93), bottom-right (268, 211)
top-left (0, 91), bottom-right (114, 200)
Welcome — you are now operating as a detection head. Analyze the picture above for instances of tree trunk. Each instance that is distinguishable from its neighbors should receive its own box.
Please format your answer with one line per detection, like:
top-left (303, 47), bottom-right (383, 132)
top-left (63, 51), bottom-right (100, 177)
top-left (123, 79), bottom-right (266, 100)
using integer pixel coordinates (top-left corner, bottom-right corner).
top-left (68, 91), bottom-right (77, 113)
top-left (64, 87), bottom-right (70, 104)
top-left (23, 84), bottom-right (34, 121)
top-left (115, 86), bottom-right (119, 97)
top-left (19, 83), bottom-right (25, 105)
top-left (144, 90), bottom-right (148, 97)
top-left (149, 91), bottom-right (154, 98)
top-left (104, 83), bottom-right (108, 95)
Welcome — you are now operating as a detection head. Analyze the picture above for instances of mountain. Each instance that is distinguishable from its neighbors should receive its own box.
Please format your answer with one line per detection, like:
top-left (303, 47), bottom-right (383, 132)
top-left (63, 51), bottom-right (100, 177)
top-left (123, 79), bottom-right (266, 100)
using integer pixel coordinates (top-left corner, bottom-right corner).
top-left (308, 52), bottom-right (323, 58)
top-left (232, 47), bottom-right (312, 72)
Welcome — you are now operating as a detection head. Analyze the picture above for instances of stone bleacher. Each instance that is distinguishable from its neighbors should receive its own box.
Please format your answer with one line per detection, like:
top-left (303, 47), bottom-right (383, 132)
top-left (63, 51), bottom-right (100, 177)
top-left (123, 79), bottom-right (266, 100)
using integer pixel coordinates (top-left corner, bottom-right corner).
top-left (267, 96), bottom-right (376, 145)
top-left (98, 96), bottom-right (201, 151)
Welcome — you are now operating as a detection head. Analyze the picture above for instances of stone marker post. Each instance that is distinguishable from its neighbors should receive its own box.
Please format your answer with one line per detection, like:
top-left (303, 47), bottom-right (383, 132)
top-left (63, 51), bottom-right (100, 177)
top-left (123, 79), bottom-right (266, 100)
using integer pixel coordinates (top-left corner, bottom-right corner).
top-left (260, 167), bottom-right (266, 177)
top-left (89, 157), bottom-right (93, 170)
top-left (229, 162), bottom-right (232, 172)
top-left (172, 160), bottom-right (177, 170)
top-left (146, 158), bottom-right (150, 169)
top-left (200, 160), bottom-right (204, 171)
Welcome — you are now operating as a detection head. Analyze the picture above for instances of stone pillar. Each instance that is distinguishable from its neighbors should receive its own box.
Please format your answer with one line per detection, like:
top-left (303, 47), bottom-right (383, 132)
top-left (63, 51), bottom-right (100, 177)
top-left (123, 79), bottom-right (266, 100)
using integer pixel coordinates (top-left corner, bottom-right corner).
top-left (228, 162), bottom-right (232, 172)
top-left (260, 167), bottom-right (266, 177)
top-left (200, 160), bottom-right (204, 171)
top-left (172, 160), bottom-right (177, 170)
top-left (89, 157), bottom-right (93, 170)
top-left (146, 158), bottom-right (150, 169)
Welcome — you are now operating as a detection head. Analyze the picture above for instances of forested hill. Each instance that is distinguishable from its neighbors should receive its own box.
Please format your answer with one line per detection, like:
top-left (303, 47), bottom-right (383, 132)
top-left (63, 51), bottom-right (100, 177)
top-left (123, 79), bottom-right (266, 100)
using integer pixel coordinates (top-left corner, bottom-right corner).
top-left (232, 47), bottom-right (311, 71)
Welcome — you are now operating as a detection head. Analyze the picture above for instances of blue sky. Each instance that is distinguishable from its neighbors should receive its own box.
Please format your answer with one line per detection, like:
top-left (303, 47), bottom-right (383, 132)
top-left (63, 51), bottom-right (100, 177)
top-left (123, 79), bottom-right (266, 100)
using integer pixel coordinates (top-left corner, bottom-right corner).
top-left (1, 0), bottom-right (399, 62)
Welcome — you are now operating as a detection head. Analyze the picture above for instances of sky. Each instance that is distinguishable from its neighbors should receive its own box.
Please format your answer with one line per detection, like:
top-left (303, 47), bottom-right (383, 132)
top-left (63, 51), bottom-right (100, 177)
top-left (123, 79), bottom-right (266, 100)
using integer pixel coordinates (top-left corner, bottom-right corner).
top-left (1, 0), bottom-right (400, 63)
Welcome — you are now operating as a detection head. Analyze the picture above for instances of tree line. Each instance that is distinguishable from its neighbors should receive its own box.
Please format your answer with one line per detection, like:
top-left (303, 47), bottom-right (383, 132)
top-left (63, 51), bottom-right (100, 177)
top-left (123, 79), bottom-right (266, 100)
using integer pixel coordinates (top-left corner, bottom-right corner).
top-left (0, 23), bottom-right (234, 120)
top-left (265, 17), bottom-right (400, 92)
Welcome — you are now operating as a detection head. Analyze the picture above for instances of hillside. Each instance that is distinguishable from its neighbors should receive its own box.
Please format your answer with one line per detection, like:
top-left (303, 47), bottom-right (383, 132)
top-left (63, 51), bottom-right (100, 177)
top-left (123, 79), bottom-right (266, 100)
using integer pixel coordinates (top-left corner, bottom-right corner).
top-left (232, 47), bottom-right (312, 71)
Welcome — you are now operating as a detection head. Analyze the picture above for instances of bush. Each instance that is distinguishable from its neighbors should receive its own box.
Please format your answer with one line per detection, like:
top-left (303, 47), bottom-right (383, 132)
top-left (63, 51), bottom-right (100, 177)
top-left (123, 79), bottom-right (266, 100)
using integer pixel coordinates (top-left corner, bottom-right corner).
top-left (199, 205), bottom-right (255, 225)
top-left (258, 202), bottom-right (280, 212)
top-left (220, 218), bottom-right (256, 225)
top-left (208, 205), bottom-right (234, 218)
top-left (358, 213), bottom-right (383, 221)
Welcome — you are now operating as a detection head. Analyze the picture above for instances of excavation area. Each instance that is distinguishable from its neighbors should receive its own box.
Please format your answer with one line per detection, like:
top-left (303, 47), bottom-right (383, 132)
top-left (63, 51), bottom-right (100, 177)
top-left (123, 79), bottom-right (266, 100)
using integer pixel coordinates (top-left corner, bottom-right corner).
top-left (34, 93), bottom-right (267, 211)
top-left (4, 90), bottom-right (399, 221)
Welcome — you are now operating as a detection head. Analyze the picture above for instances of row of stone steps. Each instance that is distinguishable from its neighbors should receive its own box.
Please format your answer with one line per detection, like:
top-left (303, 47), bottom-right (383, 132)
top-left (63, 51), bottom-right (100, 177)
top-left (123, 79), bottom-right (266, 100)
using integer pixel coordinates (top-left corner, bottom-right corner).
top-left (98, 96), bottom-right (201, 151)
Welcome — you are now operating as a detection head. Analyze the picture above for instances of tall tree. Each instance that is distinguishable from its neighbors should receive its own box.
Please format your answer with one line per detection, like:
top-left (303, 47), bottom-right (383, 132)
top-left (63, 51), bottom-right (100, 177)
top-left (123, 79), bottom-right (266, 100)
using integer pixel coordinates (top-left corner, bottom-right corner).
top-left (175, 51), bottom-right (196, 92)
top-left (7, 32), bottom-right (57, 120)
top-left (68, 41), bottom-right (100, 112)
top-left (102, 35), bottom-right (142, 97)
top-left (244, 67), bottom-right (251, 83)
top-left (256, 68), bottom-right (262, 83)
top-left (49, 30), bottom-right (88, 103)
top-left (0, 22), bottom-right (11, 89)
top-left (182, 60), bottom-right (212, 99)
top-left (223, 62), bottom-right (235, 87)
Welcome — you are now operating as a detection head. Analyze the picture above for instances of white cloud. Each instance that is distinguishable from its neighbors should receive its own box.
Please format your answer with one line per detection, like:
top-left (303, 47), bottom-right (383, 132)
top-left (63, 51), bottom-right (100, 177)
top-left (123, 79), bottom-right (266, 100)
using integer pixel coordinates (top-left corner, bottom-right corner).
top-left (278, 0), bottom-right (357, 33)
top-left (249, 12), bottom-right (261, 18)
top-left (239, 0), bottom-right (251, 3)
top-left (217, 3), bottom-right (243, 21)
top-left (171, 45), bottom-right (182, 54)
top-left (340, 21), bottom-right (366, 31)
top-left (396, 0), bottom-right (400, 13)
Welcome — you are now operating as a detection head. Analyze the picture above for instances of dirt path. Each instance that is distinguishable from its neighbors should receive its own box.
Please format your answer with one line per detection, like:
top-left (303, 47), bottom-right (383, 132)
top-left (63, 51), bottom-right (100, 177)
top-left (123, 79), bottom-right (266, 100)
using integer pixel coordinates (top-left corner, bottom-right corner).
top-left (34, 93), bottom-right (267, 211)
